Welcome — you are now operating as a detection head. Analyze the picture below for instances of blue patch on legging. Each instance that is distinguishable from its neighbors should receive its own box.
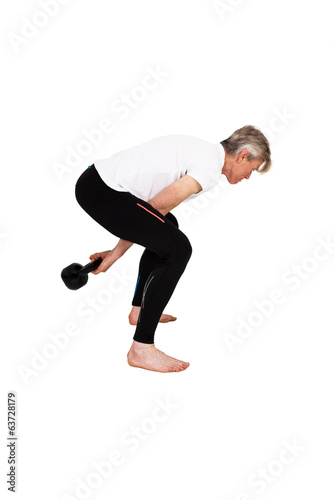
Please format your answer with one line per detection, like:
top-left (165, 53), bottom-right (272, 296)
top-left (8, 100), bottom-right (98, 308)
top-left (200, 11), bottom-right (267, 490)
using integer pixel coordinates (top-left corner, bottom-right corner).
top-left (132, 275), bottom-right (140, 299)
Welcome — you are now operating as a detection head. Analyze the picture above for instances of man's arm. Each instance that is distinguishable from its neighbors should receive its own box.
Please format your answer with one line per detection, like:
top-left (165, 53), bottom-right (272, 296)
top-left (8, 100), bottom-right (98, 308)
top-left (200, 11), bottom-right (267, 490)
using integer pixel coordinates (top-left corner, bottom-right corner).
top-left (113, 238), bottom-right (133, 257)
top-left (147, 175), bottom-right (202, 215)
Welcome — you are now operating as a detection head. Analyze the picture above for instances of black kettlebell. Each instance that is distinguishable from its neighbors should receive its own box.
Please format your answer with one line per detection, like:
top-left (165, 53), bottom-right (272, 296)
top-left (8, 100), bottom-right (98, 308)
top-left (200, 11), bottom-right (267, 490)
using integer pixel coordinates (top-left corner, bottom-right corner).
top-left (61, 257), bottom-right (103, 290)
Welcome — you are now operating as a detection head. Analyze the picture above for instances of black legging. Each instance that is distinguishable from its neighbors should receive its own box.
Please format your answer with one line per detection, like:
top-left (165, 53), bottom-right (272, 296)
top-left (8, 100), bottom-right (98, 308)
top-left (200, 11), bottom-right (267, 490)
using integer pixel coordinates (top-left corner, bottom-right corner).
top-left (75, 165), bottom-right (192, 344)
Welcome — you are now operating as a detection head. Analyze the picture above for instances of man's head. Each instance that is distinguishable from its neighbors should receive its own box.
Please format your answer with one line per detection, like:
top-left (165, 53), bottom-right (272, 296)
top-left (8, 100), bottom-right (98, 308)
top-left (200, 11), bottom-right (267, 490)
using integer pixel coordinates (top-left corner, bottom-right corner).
top-left (220, 125), bottom-right (271, 184)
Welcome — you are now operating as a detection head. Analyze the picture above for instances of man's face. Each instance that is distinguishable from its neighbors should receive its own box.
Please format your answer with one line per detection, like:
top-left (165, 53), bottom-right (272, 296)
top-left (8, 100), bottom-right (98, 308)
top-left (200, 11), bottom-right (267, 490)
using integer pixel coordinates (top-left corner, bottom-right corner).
top-left (226, 156), bottom-right (263, 184)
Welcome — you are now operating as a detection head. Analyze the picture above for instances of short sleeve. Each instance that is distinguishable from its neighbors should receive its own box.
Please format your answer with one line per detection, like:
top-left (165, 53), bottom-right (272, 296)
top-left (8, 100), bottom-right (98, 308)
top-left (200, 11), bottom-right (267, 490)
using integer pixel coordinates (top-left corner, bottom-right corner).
top-left (186, 153), bottom-right (220, 192)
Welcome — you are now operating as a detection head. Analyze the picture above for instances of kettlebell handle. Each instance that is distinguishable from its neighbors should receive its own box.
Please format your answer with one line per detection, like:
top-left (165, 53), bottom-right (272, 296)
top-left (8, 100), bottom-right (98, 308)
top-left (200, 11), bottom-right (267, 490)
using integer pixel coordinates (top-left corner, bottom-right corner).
top-left (79, 258), bottom-right (103, 276)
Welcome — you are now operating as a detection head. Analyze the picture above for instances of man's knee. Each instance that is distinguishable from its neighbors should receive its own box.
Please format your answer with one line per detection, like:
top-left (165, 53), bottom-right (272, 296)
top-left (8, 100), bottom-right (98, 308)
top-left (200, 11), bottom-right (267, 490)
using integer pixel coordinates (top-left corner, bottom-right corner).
top-left (163, 234), bottom-right (191, 264)
top-left (178, 235), bottom-right (192, 263)
top-left (165, 212), bottom-right (179, 228)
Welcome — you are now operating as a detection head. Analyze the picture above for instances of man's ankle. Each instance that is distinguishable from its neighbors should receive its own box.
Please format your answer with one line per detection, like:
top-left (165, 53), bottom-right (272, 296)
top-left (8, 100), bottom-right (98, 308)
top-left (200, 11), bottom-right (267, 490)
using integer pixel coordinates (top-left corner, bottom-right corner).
top-left (131, 340), bottom-right (155, 351)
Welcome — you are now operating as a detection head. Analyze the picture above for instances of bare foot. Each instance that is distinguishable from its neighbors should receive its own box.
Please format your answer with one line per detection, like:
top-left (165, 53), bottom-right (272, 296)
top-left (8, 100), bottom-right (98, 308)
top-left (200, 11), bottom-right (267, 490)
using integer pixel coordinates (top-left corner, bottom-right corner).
top-left (128, 306), bottom-right (177, 326)
top-left (127, 341), bottom-right (189, 373)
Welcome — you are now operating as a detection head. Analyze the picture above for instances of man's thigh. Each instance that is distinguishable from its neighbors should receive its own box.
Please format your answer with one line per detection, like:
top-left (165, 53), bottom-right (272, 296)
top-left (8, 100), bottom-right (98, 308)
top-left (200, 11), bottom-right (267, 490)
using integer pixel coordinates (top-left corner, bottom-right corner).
top-left (105, 193), bottom-right (186, 257)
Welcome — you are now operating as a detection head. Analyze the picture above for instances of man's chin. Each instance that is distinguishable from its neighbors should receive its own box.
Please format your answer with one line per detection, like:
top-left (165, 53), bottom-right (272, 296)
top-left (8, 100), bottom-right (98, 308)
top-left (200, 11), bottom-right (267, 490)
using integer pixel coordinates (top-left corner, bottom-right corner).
top-left (224, 175), bottom-right (237, 185)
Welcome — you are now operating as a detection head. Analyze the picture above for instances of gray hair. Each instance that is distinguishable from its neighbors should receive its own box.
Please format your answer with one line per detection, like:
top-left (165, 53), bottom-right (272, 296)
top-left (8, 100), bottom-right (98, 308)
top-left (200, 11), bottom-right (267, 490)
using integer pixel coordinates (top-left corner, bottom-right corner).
top-left (221, 125), bottom-right (272, 174)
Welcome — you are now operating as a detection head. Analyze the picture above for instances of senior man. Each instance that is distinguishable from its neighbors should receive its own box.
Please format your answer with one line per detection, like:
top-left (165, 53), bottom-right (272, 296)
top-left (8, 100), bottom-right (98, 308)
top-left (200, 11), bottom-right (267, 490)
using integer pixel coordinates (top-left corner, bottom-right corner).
top-left (74, 125), bottom-right (271, 373)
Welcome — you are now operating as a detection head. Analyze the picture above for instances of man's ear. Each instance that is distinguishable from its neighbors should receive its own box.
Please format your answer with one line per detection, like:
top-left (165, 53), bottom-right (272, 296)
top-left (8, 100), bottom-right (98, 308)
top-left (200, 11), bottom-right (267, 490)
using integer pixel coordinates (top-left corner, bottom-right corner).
top-left (239, 149), bottom-right (249, 161)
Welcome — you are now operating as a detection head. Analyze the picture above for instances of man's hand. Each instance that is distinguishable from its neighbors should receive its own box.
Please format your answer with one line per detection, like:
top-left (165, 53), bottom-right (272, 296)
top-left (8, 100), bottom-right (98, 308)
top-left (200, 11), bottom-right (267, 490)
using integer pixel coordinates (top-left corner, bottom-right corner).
top-left (89, 239), bottom-right (134, 275)
top-left (89, 249), bottom-right (120, 274)
top-left (148, 174), bottom-right (202, 215)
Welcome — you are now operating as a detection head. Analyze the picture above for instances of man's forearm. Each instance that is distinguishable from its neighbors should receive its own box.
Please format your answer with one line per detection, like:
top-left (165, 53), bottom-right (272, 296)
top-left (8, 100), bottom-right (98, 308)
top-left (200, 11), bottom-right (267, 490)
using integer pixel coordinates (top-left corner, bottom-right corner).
top-left (147, 199), bottom-right (171, 216)
top-left (114, 238), bottom-right (134, 257)
top-left (147, 175), bottom-right (201, 215)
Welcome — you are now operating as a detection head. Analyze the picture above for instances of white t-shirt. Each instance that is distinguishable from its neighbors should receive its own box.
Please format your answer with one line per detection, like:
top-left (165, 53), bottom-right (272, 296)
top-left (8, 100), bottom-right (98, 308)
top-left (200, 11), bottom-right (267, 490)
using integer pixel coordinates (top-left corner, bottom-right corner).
top-left (94, 135), bottom-right (225, 202)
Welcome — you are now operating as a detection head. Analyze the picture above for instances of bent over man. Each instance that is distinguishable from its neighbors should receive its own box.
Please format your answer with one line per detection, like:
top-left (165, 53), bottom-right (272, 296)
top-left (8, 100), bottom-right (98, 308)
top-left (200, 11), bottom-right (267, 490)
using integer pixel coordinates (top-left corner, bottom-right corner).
top-left (74, 125), bottom-right (272, 373)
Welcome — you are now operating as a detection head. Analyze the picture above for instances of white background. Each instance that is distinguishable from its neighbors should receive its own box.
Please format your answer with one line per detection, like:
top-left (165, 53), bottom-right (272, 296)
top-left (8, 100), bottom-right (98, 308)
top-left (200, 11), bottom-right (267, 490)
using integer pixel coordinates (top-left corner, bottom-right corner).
top-left (1, 0), bottom-right (334, 499)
